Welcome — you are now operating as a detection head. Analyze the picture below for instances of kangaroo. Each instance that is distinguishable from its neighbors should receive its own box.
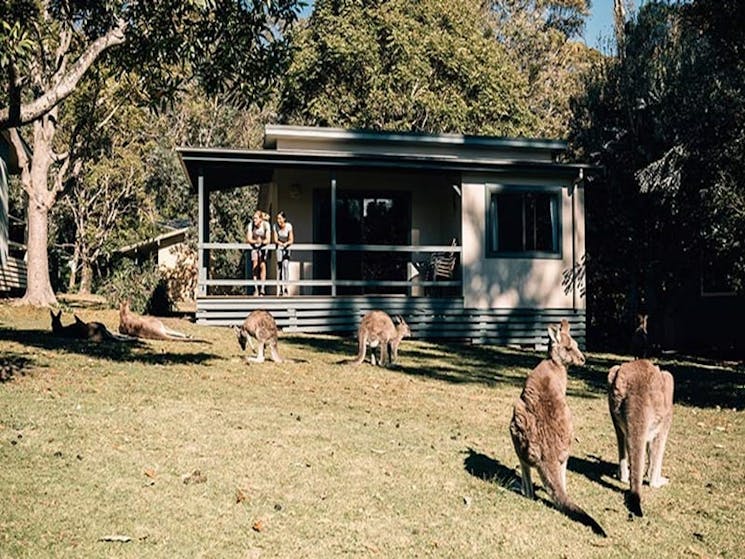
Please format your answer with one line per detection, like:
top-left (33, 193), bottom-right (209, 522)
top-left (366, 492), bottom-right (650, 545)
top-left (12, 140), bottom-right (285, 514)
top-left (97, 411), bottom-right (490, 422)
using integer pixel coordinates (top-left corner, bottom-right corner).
top-left (118, 300), bottom-right (194, 341)
top-left (630, 314), bottom-right (650, 358)
top-left (50, 310), bottom-right (133, 342)
top-left (509, 319), bottom-right (607, 537)
top-left (349, 311), bottom-right (410, 367)
top-left (232, 310), bottom-right (283, 363)
top-left (608, 359), bottom-right (674, 517)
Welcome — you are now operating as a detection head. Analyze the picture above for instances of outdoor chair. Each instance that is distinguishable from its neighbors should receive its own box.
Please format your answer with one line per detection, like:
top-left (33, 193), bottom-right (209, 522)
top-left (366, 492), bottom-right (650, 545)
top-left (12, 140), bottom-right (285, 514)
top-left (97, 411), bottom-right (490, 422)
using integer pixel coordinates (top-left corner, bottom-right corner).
top-left (430, 238), bottom-right (457, 281)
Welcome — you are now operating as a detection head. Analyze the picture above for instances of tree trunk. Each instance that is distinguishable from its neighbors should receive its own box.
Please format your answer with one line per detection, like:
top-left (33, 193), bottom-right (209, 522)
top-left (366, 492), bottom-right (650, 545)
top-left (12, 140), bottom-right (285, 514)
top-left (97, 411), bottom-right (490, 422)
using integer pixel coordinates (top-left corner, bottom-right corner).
top-left (68, 244), bottom-right (79, 292)
top-left (23, 201), bottom-right (57, 306)
top-left (78, 258), bottom-right (93, 294)
top-left (16, 116), bottom-right (59, 307)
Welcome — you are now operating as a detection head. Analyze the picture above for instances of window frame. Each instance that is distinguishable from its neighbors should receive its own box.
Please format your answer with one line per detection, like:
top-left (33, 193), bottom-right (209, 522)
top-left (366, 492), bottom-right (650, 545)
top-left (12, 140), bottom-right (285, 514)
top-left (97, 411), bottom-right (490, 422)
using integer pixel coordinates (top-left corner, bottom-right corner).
top-left (485, 184), bottom-right (563, 259)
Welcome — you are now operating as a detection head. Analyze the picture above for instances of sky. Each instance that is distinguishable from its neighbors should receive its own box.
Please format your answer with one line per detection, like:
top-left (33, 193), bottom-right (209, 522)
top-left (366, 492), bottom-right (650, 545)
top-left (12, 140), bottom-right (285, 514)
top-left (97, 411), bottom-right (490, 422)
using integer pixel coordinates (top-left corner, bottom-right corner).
top-left (583, 0), bottom-right (616, 51)
top-left (299, 1), bottom-right (617, 52)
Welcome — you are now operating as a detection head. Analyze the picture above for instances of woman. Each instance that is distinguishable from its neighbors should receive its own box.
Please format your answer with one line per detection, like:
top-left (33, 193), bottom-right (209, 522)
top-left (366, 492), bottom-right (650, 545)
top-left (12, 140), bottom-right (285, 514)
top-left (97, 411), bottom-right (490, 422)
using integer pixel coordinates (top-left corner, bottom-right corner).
top-left (273, 211), bottom-right (294, 296)
top-left (247, 210), bottom-right (270, 296)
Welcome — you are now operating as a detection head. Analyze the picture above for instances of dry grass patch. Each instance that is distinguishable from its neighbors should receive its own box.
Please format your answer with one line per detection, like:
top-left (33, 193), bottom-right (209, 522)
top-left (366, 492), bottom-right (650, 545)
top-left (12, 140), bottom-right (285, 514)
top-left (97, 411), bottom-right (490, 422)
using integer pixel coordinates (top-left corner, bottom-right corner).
top-left (1, 303), bottom-right (743, 558)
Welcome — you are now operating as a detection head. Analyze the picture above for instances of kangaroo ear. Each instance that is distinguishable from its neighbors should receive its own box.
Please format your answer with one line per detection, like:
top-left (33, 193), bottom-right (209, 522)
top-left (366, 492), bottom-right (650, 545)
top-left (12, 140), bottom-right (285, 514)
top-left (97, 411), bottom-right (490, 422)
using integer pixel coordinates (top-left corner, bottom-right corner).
top-left (560, 319), bottom-right (570, 334)
top-left (547, 325), bottom-right (559, 344)
top-left (74, 315), bottom-right (84, 324)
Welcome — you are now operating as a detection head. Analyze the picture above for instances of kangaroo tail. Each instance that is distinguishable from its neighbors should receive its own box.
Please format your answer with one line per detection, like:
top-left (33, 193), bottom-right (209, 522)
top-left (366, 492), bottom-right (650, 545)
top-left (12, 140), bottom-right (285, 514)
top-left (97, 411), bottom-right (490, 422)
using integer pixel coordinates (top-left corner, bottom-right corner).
top-left (350, 335), bottom-right (366, 365)
top-left (540, 464), bottom-right (607, 537)
top-left (163, 327), bottom-right (190, 339)
top-left (557, 495), bottom-right (608, 537)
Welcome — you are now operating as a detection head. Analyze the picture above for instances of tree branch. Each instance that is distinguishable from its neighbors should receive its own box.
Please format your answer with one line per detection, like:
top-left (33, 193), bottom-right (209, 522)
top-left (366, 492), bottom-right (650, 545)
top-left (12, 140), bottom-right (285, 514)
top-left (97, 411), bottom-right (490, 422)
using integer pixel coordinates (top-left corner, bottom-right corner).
top-left (0, 20), bottom-right (127, 129)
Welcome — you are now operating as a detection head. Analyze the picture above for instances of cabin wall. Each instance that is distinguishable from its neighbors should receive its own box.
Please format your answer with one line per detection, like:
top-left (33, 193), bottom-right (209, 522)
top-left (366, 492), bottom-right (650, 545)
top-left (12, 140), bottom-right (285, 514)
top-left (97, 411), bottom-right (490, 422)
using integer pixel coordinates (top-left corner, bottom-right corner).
top-left (461, 173), bottom-right (586, 311)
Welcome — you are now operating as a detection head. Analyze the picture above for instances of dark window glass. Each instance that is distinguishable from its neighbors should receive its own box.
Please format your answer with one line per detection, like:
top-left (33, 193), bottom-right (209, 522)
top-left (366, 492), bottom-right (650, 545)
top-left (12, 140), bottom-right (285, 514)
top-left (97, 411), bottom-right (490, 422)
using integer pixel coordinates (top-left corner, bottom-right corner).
top-left (489, 190), bottom-right (559, 255)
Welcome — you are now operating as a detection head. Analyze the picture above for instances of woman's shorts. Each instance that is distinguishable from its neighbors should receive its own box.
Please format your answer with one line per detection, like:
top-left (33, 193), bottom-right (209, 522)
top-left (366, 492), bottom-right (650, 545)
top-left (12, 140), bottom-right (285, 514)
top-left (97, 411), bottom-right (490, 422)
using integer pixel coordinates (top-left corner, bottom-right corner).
top-left (251, 247), bottom-right (268, 262)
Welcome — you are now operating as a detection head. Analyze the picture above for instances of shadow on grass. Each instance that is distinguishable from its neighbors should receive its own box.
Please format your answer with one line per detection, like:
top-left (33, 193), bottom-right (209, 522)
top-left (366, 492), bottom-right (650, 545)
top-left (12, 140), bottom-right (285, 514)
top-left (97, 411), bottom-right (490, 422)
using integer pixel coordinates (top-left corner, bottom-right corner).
top-left (266, 334), bottom-right (745, 408)
top-left (463, 447), bottom-right (521, 492)
top-left (583, 354), bottom-right (745, 409)
top-left (0, 354), bottom-right (35, 382)
top-left (0, 327), bottom-right (222, 366)
top-left (568, 454), bottom-right (624, 494)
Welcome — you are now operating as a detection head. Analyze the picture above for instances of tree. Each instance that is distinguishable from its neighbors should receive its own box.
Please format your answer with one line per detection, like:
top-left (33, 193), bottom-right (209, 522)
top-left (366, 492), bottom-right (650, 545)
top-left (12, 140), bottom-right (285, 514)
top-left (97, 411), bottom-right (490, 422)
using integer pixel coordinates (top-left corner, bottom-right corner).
top-left (0, 0), bottom-right (300, 306)
top-left (569, 0), bottom-right (745, 351)
top-left (280, 0), bottom-right (535, 135)
top-left (490, 0), bottom-right (601, 138)
top-left (57, 68), bottom-right (155, 294)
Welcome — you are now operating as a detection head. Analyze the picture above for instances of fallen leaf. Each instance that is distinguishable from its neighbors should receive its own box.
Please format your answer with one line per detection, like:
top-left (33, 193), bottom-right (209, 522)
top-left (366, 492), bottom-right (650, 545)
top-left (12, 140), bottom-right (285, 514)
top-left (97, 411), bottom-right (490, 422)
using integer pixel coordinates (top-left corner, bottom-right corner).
top-left (252, 520), bottom-right (264, 532)
top-left (143, 468), bottom-right (156, 479)
top-left (236, 488), bottom-right (248, 503)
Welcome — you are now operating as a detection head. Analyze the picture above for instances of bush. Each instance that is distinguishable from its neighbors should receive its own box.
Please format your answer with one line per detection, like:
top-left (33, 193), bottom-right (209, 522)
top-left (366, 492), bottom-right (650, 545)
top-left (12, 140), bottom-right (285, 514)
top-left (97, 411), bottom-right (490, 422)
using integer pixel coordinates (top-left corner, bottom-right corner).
top-left (99, 259), bottom-right (174, 315)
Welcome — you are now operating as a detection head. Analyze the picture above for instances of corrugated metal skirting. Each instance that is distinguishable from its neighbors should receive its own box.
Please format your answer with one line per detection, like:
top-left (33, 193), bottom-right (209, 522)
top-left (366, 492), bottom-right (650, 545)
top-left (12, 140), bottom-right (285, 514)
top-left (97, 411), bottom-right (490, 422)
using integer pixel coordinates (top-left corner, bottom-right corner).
top-left (196, 296), bottom-right (586, 347)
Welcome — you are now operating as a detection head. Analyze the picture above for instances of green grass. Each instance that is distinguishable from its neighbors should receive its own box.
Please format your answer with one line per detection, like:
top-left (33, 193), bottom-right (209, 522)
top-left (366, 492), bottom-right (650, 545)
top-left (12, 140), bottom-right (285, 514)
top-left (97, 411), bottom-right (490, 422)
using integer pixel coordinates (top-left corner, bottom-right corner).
top-left (1, 303), bottom-right (743, 558)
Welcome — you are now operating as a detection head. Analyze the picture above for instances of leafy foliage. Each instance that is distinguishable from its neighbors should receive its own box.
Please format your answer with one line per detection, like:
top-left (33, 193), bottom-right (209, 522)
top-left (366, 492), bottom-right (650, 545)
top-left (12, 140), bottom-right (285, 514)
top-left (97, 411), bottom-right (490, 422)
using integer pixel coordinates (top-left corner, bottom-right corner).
top-left (490, 0), bottom-right (601, 137)
top-left (97, 258), bottom-right (172, 314)
top-left (280, 0), bottom-right (535, 135)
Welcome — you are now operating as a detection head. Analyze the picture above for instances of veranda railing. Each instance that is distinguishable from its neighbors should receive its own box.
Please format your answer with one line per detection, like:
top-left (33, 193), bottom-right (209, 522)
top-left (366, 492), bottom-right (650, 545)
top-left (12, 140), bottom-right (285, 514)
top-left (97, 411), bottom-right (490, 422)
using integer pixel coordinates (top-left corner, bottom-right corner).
top-left (197, 242), bottom-right (461, 296)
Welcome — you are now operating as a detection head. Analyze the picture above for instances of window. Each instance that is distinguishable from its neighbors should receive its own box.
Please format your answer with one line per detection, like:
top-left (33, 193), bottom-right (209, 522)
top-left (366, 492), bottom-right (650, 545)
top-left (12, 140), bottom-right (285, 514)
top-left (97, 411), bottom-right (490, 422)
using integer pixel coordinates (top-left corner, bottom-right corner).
top-left (487, 187), bottom-right (561, 257)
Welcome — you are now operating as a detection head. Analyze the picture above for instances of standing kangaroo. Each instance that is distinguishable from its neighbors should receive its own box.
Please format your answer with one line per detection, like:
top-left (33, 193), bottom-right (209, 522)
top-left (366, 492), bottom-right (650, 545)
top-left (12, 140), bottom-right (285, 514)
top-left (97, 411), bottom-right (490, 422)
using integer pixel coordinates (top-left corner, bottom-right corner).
top-left (232, 310), bottom-right (283, 363)
top-left (350, 311), bottom-right (410, 367)
top-left (630, 314), bottom-right (650, 358)
top-left (118, 300), bottom-right (191, 341)
top-left (608, 359), bottom-right (674, 517)
top-left (509, 320), bottom-right (607, 537)
top-left (50, 310), bottom-right (130, 342)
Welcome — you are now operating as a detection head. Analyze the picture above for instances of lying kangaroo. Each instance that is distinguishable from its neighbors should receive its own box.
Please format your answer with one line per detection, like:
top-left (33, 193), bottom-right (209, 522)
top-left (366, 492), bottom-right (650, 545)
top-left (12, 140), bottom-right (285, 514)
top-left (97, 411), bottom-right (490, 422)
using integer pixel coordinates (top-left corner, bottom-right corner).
top-left (118, 300), bottom-right (193, 341)
top-left (608, 359), bottom-right (674, 517)
top-left (349, 311), bottom-right (410, 367)
top-left (233, 310), bottom-right (283, 363)
top-left (630, 314), bottom-right (650, 358)
top-left (510, 319), bottom-right (607, 537)
top-left (50, 310), bottom-right (131, 342)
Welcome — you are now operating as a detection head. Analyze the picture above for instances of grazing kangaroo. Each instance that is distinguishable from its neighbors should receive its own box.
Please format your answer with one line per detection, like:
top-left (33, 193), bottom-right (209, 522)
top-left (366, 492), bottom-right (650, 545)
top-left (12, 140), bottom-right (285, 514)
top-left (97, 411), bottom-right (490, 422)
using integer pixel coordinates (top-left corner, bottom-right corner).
top-left (50, 310), bottom-right (131, 342)
top-left (608, 359), bottom-right (674, 517)
top-left (630, 314), bottom-right (650, 358)
top-left (233, 310), bottom-right (283, 363)
top-left (349, 311), bottom-right (410, 367)
top-left (509, 319), bottom-right (607, 537)
top-left (118, 300), bottom-right (193, 341)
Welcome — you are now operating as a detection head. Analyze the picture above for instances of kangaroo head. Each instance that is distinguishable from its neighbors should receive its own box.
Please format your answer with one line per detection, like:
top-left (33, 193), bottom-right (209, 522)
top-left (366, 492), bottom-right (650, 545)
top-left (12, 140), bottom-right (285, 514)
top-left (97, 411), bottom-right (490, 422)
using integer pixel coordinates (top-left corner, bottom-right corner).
top-left (50, 310), bottom-right (63, 332)
top-left (394, 315), bottom-right (411, 339)
top-left (119, 300), bottom-right (130, 316)
top-left (636, 314), bottom-right (648, 332)
top-left (233, 325), bottom-right (248, 351)
top-left (548, 319), bottom-right (585, 367)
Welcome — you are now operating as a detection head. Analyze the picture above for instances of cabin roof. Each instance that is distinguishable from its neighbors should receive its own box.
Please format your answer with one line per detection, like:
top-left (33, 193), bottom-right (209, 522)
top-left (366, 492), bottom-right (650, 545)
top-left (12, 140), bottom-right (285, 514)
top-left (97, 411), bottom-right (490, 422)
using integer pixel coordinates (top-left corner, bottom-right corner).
top-left (262, 124), bottom-right (568, 153)
top-left (177, 146), bottom-right (595, 193)
top-left (116, 227), bottom-right (189, 257)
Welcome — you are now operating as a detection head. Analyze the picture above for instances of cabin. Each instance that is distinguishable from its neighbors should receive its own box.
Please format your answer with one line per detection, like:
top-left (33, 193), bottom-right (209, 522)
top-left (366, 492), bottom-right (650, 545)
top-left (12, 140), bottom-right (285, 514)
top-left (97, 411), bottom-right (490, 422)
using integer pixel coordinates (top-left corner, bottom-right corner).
top-left (0, 131), bottom-right (27, 295)
top-left (177, 125), bottom-right (590, 346)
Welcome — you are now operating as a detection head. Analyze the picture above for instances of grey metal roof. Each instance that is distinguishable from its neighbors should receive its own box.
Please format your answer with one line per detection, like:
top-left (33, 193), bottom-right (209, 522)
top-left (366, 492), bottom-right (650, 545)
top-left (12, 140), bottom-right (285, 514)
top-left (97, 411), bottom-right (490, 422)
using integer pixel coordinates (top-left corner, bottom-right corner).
top-left (263, 124), bottom-right (568, 152)
top-left (177, 147), bottom-right (595, 192)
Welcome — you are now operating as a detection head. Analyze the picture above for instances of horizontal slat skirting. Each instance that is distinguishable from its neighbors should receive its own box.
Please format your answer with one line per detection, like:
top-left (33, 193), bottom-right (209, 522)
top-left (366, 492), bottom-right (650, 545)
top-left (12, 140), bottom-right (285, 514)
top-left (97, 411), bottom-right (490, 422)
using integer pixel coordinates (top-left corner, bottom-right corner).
top-left (0, 257), bottom-right (28, 290)
top-left (195, 296), bottom-right (585, 346)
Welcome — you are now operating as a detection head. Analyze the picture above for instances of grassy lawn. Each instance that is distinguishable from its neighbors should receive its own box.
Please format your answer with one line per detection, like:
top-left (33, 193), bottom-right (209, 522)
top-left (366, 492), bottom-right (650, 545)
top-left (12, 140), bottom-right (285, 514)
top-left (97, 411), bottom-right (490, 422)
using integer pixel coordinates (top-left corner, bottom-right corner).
top-left (1, 303), bottom-right (743, 558)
